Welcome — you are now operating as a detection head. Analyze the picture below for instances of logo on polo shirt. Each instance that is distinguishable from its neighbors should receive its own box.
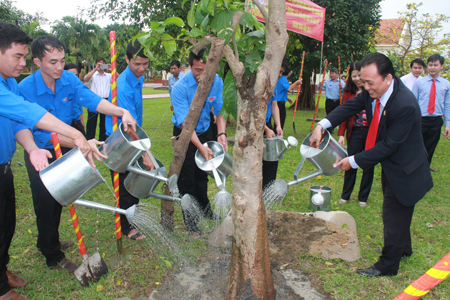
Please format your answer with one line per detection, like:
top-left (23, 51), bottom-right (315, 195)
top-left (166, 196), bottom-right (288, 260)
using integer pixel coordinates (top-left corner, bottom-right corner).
top-left (208, 96), bottom-right (215, 102)
top-left (62, 96), bottom-right (72, 102)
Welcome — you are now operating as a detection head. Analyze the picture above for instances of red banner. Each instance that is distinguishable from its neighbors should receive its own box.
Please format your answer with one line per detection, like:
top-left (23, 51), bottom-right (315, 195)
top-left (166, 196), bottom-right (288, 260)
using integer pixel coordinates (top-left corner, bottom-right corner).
top-left (246, 0), bottom-right (326, 42)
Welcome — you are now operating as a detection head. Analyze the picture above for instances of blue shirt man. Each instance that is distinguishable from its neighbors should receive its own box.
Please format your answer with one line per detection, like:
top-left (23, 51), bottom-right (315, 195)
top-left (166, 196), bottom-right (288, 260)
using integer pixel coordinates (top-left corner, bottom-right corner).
top-left (168, 72), bottom-right (185, 96)
top-left (105, 65), bottom-right (144, 136)
top-left (20, 69), bottom-right (102, 149)
top-left (0, 77), bottom-right (47, 164)
top-left (171, 71), bottom-right (223, 133)
top-left (168, 60), bottom-right (185, 111)
top-left (319, 68), bottom-right (346, 132)
top-left (411, 54), bottom-right (450, 166)
top-left (275, 76), bottom-right (290, 103)
top-left (171, 48), bottom-right (228, 235)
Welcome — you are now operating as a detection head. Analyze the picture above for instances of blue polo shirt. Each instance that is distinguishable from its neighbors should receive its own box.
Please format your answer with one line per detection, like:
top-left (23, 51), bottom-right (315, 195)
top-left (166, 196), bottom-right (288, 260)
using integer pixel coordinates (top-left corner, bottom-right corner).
top-left (19, 70), bottom-right (102, 149)
top-left (105, 66), bottom-right (144, 136)
top-left (275, 76), bottom-right (290, 103)
top-left (0, 76), bottom-right (47, 163)
top-left (318, 78), bottom-right (345, 100)
top-left (266, 93), bottom-right (275, 123)
top-left (412, 74), bottom-right (450, 126)
top-left (169, 72), bottom-right (185, 104)
top-left (171, 71), bottom-right (223, 133)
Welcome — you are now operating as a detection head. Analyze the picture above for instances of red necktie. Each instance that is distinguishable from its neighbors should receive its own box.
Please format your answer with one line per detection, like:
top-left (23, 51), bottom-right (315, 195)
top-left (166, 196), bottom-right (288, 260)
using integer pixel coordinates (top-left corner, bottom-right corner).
top-left (365, 98), bottom-right (380, 150)
top-left (428, 78), bottom-right (437, 115)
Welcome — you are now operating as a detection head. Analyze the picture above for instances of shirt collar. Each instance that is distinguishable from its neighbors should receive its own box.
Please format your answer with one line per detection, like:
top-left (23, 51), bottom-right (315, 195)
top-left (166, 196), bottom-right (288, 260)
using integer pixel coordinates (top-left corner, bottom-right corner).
top-left (35, 69), bottom-right (70, 96)
top-left (125, 66), bottom-right (143, 87)
top-left (379, 78), bottom-right (394, 107)
top-left (425, 74), bottom-right (441, 82)
top-left (187, 71), bottom-right (198, 88)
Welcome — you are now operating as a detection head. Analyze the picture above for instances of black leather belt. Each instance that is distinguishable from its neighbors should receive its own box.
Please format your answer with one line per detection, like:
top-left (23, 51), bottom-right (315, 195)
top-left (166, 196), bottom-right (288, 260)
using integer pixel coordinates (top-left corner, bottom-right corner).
top-left (422, 116), bottom-right (442, 120)
top-left (0, 161), bottom-right (11, 174)
top-left (326, 98), bottom-right (340, 101)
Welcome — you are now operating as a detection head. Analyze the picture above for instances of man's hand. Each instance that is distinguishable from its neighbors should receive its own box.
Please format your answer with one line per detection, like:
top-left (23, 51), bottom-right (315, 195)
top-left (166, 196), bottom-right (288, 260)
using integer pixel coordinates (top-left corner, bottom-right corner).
top-left (310, 125), bottom-right (325, 148)
top-left (200, 144), bottom-right (214, 161)
top-left (88, 139), bottom-right (107, 162)
top-left (72, 132), bottom-right (92, 156)
top-left (121, 110), bottom-right (137, 133)
top-left (29, 149), bottom-right (52, 171)
top-left (338, 136), bottom-right (345, 147)
top-left (276, 126), bottom-right (283, 137)
top-left (170, 104), bottom-right (174, 111)
top-left (142, 152), bottom-right (156, 170)
top-left (445, 126), bottom-right (450, 139)
top-left (265, 128), bottom-right (275, 138)
top-left (334, 157), bottom-right (351, 172)
top-left (218, 134), bottom-right (228, 151)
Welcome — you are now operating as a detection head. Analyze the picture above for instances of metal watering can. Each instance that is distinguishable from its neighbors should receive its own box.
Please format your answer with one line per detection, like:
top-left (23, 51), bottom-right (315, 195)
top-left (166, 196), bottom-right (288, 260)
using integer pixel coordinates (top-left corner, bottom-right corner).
top-left (263, 131), bottom-right (347, 206)
top-left (100, 123), bottom-right (178, 196)
top-left (309, 186), bottom-right (332, 212)
top-left (39, 147), bottom-right (105, 205)
top-left (195, 141), bottom-right (233, 207)
top-left (263, 136), bottom-right (298, 161)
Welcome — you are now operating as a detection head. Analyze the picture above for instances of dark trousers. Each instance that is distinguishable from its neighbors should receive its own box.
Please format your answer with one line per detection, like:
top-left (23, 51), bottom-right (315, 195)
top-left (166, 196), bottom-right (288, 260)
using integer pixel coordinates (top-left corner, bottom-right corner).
top-left (374, 171), bottom-right (415, 275)
top-left (341, 127), bottom-right (374, 202)
top-left (24, 149), bottom-right (65, 267)
top-left (325, 99), bottom-right (340, 132)
top-left (0, 169), bottom-right (15, 296)
top-left (86, 111), bottom-right (106, 141)
top-left (277, 101), bottom-right (286, 130)
top-left (421, 117), bottom-right (443, 164)
top-left (173, 125), bottom-right (213, 230)
top-left (109, 170), bottom-right (139, 236)
top-left (262, 121), bottom-right (278, 188)
top-left (71, 120), bottom-right (86, 137)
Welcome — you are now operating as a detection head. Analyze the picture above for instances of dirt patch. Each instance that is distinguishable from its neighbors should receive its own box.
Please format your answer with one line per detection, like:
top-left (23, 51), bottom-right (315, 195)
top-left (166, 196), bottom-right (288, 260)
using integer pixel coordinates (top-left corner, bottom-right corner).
top-left (149, 210), bottom-right (362, 299)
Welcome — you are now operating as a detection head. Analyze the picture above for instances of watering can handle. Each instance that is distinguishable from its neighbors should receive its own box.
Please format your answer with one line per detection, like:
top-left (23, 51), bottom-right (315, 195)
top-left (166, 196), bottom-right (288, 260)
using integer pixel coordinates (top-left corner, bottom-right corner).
top-left (127, 127), bottom-right (159, 170)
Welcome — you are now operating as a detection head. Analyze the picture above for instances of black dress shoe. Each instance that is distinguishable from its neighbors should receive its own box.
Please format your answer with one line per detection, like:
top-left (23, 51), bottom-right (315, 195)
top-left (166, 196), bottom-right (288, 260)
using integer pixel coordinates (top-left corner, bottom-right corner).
top-left (356, 265), bottom-right (384, 277)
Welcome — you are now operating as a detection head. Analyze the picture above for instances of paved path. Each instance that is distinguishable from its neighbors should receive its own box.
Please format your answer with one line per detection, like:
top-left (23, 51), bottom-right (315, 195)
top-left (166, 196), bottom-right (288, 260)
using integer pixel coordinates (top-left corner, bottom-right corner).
top-left (143, 94), bottom-right (170, 99)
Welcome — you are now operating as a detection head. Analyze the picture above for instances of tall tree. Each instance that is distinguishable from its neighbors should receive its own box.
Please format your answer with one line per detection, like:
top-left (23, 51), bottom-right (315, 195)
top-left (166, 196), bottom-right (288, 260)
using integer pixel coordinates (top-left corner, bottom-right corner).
top-left (53, 16), bottom-right (108, 67)
top-left (137, 0), bottom-right (288, 298)
top-left (377, 2), bottom-right (450, 76)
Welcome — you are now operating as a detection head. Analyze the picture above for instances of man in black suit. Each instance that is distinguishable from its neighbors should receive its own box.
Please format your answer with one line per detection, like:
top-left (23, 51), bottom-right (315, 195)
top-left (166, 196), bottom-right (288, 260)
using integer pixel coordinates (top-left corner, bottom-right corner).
top-left (310, 53), bottom-right (433, 276)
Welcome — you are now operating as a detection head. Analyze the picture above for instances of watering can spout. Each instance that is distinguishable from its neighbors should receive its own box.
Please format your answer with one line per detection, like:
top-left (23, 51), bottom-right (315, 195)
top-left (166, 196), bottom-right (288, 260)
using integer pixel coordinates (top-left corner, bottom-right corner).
top-left (125, 205), bottom-right (136, 224)
top-left (287, 169), bottom-right (323, 187)
top-left (73, 199), bottom-right (134, 223)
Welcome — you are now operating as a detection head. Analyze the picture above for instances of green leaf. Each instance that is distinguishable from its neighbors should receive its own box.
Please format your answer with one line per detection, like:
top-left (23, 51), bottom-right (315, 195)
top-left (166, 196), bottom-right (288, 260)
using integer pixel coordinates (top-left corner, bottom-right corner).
top-left (244, 49), bottom-right (262, 74)
top-left (150, 21), bottom-right (162, 29)
top-left (206, 0), bottom-right (216, 15)
top-left (163, 17), bottom-right (185, 27)
top-left (137, 34), bottom-right (151, 47)
top-left (215, 11), bottom-right (234, 43)
top-left (181, 0), bottom-right (189, 9)
top-left (247, 30), bottom-right (265, 39)
top-left (341, 223), bottom-right (348, 229)
top-left (164, 260), bottom-right (172, 269)
top-left (239, 11), bottom-right (255, 29)
top-left (201, 14), bottom-right (210, 29)
top-left (189, 28), bottom-right (204, 37)
top-left (161, 33), bottom-right (177, 56)
top-left (200, 0), bottom-right (210, 13)
top-left (222, 71), bottom-right (237, 120)
top-left (187, 3), bottom-right (196, 28)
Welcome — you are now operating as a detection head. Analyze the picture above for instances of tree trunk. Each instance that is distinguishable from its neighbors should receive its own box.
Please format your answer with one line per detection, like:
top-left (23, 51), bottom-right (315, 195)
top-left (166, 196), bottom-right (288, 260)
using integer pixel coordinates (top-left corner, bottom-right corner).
top-left (160, 38), bottom-right (225, 230)
top-left (224, 0), bottom-right (288, 298)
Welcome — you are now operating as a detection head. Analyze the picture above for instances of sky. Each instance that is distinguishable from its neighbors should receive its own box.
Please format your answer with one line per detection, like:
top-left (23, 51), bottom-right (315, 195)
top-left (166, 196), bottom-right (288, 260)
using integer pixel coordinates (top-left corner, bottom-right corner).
top-left (12, 0), bottom-right (450, 36)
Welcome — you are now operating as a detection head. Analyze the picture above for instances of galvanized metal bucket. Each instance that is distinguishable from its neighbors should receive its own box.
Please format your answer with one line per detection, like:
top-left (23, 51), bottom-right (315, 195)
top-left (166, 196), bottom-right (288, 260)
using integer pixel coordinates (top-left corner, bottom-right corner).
top-left (124, 158), bottom-right (167, 199)
top-left (99, 123), bottom-right (150, 173)
top-left (309, 185), bottom-right (332, 211)
top-left (300, 131), bottom-right (347, 176)
top-left (263, 136), bottom-right (298, 161)
top-left (39, 147), bottom-right (105, 206)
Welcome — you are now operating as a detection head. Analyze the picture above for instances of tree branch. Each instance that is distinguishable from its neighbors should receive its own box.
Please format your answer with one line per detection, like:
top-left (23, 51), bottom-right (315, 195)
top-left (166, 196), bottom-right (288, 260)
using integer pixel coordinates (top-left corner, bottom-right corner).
top-left (191, 36), bottom-right (215, 54)
top-left (252, 0), bottom-right (269, 23)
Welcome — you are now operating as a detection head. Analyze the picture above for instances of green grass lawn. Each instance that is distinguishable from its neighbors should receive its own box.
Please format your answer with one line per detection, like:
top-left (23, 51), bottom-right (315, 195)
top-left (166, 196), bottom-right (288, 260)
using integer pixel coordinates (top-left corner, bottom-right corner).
top-left (142, 87), bottom-right (169, 95)
top-left (8, 95), bottom-right (450, 299)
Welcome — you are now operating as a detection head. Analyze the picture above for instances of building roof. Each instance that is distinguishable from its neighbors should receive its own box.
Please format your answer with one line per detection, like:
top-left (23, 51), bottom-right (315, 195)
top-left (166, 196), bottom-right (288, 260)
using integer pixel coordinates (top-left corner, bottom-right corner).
top-left (375, 19), bottom-right (405, 45)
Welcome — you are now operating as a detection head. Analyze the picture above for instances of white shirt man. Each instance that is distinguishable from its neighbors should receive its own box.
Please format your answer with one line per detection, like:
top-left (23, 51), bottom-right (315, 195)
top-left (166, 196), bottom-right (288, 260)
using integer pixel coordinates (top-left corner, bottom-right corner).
top-left (84, 58), bottom-right (112, 140)
top-left (400, 59), bottom-right (426, 91)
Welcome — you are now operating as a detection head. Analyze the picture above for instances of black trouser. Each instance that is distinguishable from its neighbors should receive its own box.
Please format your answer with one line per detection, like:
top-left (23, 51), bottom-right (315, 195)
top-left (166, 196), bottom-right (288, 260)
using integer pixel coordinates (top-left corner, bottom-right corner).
top-left (0, 168), bottom-right (15, 296)
top-left (262, 121), bottom-right (278, 189)
top-left (341, 127), bottom-right (374, 202)
top-left (109, 170), bottom-right (139, 236)
top-left (421, 116), bottom-right (443, 164)
top-left (86, 106), bottom-right (106, 141)
top-left (325, 99), bottom-right (340, 132)
top-left (24, 149), bottom-right (66, 267)
top-left (71, 119), bottom-right (86, 137)
top-left (277, 101), bottom-right (286, 130)
top-left (173, 125), bottom-right (213, 231)
top-left (374, 171), bottom-right (415, 275)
